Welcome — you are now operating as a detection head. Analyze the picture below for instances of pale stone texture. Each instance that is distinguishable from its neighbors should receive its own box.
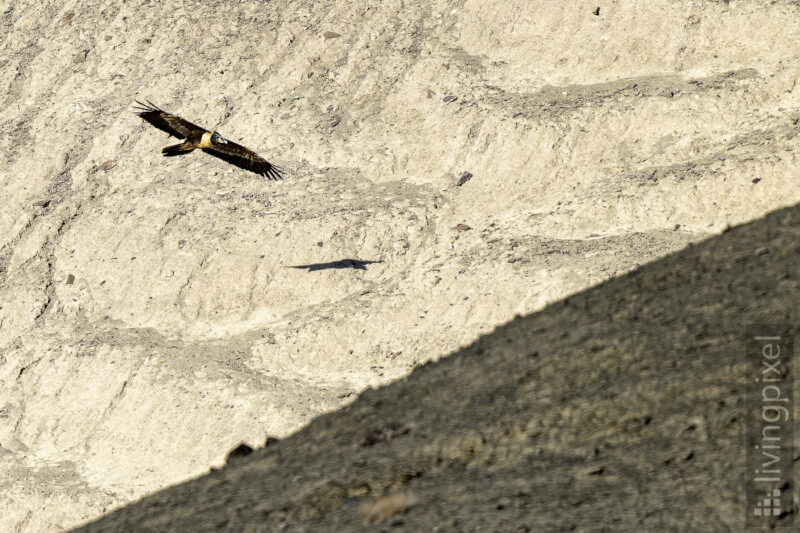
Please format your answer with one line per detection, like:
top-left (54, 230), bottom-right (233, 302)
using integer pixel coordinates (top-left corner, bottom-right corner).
top-left (1, 1), bottom-right (798, 530)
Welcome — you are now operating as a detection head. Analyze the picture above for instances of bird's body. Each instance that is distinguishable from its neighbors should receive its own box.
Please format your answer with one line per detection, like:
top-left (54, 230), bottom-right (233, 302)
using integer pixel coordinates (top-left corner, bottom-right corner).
top-left (162, 130), bottom-right (214, 156)
top-left (198, 131), bottom-right (214, 149)
top-left (133, 101), bottom-right (283, 180)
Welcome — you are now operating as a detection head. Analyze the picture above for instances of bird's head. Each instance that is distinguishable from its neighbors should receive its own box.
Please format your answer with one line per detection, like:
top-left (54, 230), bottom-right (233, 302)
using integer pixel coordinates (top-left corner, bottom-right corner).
top-left (211, 131), bottom-right (226, 144)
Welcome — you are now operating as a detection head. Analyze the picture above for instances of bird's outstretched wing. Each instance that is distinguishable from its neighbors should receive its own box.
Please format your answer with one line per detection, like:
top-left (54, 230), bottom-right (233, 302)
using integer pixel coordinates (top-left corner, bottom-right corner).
top-left (204, 139), bottom-right (283, 180)
top-left (134, 100), bottom-right (206, 139)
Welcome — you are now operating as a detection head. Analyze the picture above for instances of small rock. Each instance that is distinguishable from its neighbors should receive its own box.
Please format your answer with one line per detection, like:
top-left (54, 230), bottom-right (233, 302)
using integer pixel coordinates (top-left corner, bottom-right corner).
top-left (593, 7), bottom-right (600, 16)
top-left (754, 247), bottom-right (768, 256)
top-left (323, 31), bottom-right (341, 39)
top-left (582, 465), bottom-right (605, 476)
top-left (32, 199), bottom-right (50, 207)
top-left (317, 241), bottom-right (324, 247)
top-left (674, 224), bottom-right (681, 231)
top-left (496, 498), bottom-right (511, 510)
top-left (752, 178), bottom-right (761, 184)
top-left (61, 11), bottom-right (75, 26)
top-left (426, 89), bottom-right (435, 99)
top-left (98, 160), bottom-right (116, 171)
top-left (363, 492), bottom-right (417, 524)
top-left (329, 115), bottom-right (341, 127)
top-left (226, 443), bottom-right (254, 463)
top-left (66, 274), bottom-right (75, 285)
top-left (452, 223), bottom-right (471, 231)
top-left (457, 171), bottom-right (472, 186)
top-left (279, 31), bottom-right (295, 46)
top-left (72, 50), bottom-right (88, 64)
top-left (443, 95), bottom-right (457, 103)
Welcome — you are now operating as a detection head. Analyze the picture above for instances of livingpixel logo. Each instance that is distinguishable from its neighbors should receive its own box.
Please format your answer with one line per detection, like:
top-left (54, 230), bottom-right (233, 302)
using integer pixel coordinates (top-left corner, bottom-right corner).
top-left (752, 488), bottom-right (782, 517)
top-left (746, 325), bottom-right (795, 529)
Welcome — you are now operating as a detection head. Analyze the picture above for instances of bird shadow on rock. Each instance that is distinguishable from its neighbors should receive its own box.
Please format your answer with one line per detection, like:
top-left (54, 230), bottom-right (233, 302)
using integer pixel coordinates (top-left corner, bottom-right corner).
top-left (289, 259), bottom-right (383, 271)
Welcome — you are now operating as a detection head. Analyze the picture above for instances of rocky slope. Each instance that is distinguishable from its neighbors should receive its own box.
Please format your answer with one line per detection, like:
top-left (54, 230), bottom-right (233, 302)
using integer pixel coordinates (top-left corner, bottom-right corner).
top-left (1, 0), bottom-right (799, 530)
top-left (77, 196), bottom-right (800, 532)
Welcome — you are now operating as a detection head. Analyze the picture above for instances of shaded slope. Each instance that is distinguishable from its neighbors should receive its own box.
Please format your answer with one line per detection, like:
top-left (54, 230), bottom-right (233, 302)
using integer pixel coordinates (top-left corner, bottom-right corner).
top-left (77, 204), bottom-right (799, 531)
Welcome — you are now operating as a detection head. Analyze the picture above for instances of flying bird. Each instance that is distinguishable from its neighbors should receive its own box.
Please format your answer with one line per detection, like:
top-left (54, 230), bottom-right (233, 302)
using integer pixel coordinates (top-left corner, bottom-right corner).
top-left (133, 101), bottom-right (283, 179)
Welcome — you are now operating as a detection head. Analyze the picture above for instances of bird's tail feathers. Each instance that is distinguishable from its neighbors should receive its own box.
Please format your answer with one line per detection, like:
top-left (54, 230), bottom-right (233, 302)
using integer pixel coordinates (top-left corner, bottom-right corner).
top-left (162, 142), bottom-right (194, 157)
